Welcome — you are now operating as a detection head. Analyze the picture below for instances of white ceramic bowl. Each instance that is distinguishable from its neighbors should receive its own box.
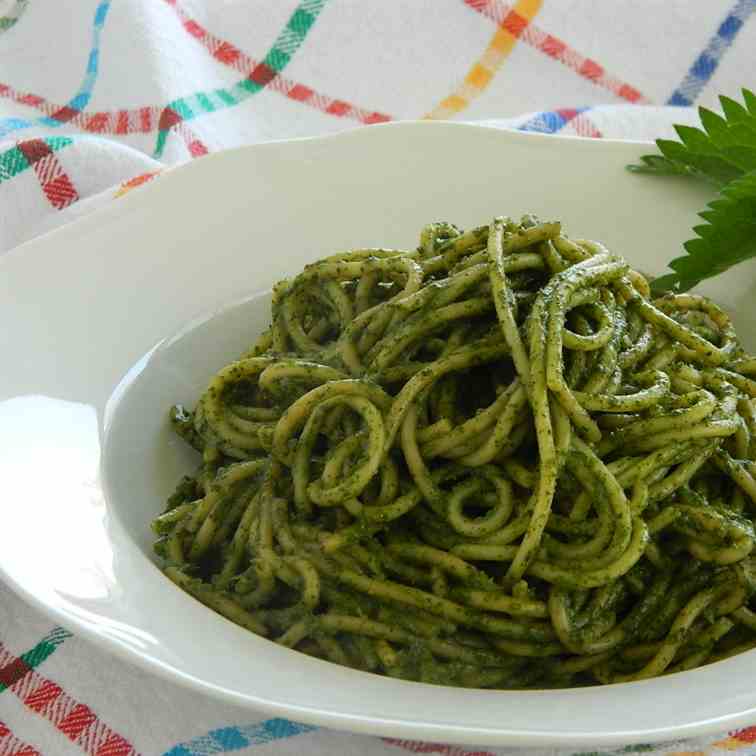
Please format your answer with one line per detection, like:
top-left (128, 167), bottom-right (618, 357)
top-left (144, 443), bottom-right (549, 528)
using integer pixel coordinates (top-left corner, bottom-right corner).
top-left (2, 122), bottom-right (756, 748)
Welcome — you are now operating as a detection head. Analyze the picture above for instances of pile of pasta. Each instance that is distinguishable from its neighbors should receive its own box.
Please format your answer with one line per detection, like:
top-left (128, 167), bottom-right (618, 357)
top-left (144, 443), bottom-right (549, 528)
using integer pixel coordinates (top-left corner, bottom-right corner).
top-left (153, 216), bottom-right (756, 688)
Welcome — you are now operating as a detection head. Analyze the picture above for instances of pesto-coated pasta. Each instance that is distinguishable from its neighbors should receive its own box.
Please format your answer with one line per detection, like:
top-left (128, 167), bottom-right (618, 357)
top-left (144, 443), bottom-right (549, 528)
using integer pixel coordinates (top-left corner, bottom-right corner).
top-left (154, 215), bottom-right (756, 688)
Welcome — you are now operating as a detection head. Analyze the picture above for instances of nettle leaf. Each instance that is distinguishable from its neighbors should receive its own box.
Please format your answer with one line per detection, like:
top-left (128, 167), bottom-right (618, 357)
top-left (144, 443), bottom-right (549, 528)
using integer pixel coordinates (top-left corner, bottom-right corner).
top-left (743, 88), bottom-right (756, 115)
top-left (628, 89), bottom-right (756, 293)
top-left (627, 154), bottom-right (691, 176)
top-left (720, 94), bottom-right (751, 123)
top-left (629, 138), bottom-right (740, 185)
top-left (650, 170), bottom-right (756, 293)
top-left (629, 89), bottom-right (756, 186)
top-left (698, 106), bottom-right (728, 137)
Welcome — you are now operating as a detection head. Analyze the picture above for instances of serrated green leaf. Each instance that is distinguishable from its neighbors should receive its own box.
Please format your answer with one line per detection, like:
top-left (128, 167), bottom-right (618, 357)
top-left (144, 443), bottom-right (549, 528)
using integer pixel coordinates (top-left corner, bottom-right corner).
top-left (699, 106), bottom-right (728, 137)
top-left (691, 222), bottom-right (711, 235)
top-left (720, 94), bottom-right (750, 123)
top-left (656, 139), bottom-right (687, 162)
top-left (626, 155), bottom-right (691, 176)
top-left (674, 124), bottom-right (715, 153)
top-left (630, 90), bottom-right (756, 293)
top-left (628, 89), bottom-right (756, 186)
top-left (656, 138), bottom-right (740, 185)
top-left (651, 169), bottom-right (756, 293)
top-left (742, 88), bottom-right (756, 115)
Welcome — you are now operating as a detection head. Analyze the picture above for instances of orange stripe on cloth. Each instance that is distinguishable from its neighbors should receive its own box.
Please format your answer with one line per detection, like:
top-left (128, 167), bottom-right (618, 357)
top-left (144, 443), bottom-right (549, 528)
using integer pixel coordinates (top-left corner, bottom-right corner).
top-left (114, 170), bottom-right (162, 198)
top-left (425, 0), bottom-right (543, 119)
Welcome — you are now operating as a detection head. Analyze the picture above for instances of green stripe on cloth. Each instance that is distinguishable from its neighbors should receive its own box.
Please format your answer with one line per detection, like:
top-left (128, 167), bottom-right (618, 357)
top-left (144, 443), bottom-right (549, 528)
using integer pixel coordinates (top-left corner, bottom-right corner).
top-left (0, 136), bottom-right (75, 184)
top-left (0, 627), bottom-right (72, 694)
top-left (153, 0), bottom-right (327, 157)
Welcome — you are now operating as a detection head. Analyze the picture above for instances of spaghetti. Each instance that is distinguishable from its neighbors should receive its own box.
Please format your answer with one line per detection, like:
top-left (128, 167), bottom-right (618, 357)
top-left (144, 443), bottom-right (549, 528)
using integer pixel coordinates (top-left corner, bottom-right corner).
top-left (153, 215), bottom-right (756, 687)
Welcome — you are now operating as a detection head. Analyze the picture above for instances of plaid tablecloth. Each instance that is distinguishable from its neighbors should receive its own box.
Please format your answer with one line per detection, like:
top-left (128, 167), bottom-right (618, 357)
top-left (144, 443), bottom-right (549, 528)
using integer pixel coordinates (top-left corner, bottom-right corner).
top-left (2, 1), bottom-right (756, 753)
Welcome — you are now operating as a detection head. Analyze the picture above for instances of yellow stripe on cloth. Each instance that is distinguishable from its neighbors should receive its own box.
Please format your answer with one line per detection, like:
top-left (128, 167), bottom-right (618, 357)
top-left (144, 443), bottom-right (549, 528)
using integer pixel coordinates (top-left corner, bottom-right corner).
top-left (709, 735), bottom-right (755, 751)
top-left (425, 0), bottom-right (543, 119)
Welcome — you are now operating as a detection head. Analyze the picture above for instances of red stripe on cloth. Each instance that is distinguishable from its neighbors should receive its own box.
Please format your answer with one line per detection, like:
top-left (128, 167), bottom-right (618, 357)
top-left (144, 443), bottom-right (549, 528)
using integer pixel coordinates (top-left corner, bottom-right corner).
top-left (578, 58), bottom-right (603, 81)
top-left (731, 726), bottom-right (756, 743)
top-left (175, 122), bottom-right (208, 158)
top-left (213, 41), bottom-right (240, 65)
top-left (571, 112), bottom-right (602, 138)
top-left (58, 704), bottom-right (97, 740)
top-left (540, 34), bottom-right (565, 57)
top-left (139, 107), bottom-right (152, 131)
top-left (31, 154), bottom-right (79, 210)
top-left (48, 105), bottom-right (80, 124)
top-left (288, 84), bottom-right (313, 102)
top-left (465, 0), bottom-right (648, 103)
top-left (0, 645), bottom-right (138, 755)
top-left (94, 733), bottom-right (137, 756)
top-left (17, 93), bottom-right (44, 107)
top-left (183, 18), bottom-right (203, 38)
top-left (545, 108), bottom-right (603, 138)
top-left (188, 140), bottom-right (208, 157)
top-left (0, 720), bottom-right (41, 756)
top-left (618, 83), bottom-right (642, 103)
top-left (363, 112), bottom-right (391, 124)
top-left (0, 84), bottom-right (60, 119)
top-left (115, 110), bottom-right (129, 134)
top-left (23, 679), bottom-right (62, 712)
top-left (84, 112), bottom-right (109, 132)
top-left (326, 100), bottom-right (351, 116)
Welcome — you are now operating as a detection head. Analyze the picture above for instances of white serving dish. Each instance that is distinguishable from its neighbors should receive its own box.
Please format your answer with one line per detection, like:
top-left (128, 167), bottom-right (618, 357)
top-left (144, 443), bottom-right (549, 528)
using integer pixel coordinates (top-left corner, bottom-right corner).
top-left (1, 121), bottom-right (755, 748)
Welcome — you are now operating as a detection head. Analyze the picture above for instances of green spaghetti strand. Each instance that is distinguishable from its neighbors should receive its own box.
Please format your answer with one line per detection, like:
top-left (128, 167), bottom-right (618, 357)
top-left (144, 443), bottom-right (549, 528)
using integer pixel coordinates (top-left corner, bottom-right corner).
top-left (153, 213), bottom-right (756, 689)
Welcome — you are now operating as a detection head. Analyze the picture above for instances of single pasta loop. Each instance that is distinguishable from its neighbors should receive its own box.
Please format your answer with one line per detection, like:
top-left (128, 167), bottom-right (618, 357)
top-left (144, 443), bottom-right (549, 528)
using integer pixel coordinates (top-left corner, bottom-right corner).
top-left (156, 214), bottom-right (756, 688)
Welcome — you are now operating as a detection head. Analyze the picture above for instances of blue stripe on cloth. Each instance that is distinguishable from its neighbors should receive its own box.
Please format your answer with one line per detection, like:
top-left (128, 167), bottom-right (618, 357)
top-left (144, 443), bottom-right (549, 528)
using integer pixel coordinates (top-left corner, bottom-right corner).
top-left (87, 48), bottom-right (100, 75)
top-left (518, 107), bottom-right (590, 134)
top-left (163, 718), bottom-right (318, 756)
top-left (0, 116), bottom-right (31, 130)
top-left (0, 0), bottom-right (112, 138)
top-left (667, 0), bottom-right (756, 106)
top-left (94, 0), bottom-right (109, 26)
